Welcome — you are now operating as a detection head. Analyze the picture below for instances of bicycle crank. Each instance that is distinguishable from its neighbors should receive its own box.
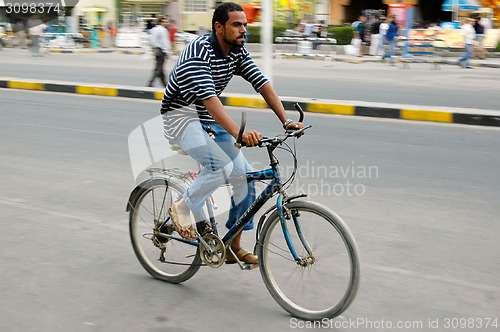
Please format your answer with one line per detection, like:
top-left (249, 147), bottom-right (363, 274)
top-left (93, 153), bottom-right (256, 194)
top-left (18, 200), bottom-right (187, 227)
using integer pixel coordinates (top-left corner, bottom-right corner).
top-left (199, 233), bottom-right (226, 268)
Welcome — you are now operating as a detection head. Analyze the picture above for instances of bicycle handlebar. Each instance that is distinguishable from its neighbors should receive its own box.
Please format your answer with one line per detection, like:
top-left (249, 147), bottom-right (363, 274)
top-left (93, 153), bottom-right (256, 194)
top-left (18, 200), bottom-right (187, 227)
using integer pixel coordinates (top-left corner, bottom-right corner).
top-left (235, 103), bottom-right (308, 149)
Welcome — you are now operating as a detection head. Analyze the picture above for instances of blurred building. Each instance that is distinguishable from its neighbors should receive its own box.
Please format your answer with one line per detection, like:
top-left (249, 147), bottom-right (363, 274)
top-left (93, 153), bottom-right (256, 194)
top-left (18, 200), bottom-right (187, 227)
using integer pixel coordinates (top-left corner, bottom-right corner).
top-left (119, 0), bottom-right (169, 26)
top-left (116, 0), bottom-right (213, 32)
top-left (71, 0), bottom-right (117, 31)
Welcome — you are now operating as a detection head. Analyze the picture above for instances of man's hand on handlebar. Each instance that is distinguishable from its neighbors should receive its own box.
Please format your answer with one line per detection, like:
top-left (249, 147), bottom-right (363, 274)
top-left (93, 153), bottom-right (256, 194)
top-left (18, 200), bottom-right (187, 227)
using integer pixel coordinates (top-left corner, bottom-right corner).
top-left (285, 122), bottom-right (305, 136)
top-left (242, 130), bottom-right (261, 147)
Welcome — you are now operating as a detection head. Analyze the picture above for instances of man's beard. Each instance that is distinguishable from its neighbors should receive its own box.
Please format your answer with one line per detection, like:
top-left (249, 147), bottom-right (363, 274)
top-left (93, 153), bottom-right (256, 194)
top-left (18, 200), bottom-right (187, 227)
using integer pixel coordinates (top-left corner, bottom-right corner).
top-left (223, 30), bottom-right (246, 47)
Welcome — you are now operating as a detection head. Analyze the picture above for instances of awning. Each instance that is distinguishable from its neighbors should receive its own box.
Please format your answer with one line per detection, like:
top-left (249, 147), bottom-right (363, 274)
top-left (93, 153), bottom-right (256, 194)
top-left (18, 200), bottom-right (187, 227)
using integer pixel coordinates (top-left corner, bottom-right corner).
top-left (238, 4), bottom-right (261, 24)
top-left (81, 8), bottom-right (108, 12)
top-left (442, 0), bottom-right (481, 11)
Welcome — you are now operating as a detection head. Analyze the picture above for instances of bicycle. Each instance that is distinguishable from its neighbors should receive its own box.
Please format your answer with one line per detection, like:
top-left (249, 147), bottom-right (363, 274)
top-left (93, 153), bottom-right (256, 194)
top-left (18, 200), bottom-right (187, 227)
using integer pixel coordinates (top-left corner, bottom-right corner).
top-left (126, 104), bottom-right (360, 321)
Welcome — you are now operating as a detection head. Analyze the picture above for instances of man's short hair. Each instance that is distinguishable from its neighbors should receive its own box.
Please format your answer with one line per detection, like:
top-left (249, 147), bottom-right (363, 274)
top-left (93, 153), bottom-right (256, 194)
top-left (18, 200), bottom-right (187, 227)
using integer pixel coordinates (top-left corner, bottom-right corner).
top-left (212, 2), bottom-right (244, 31)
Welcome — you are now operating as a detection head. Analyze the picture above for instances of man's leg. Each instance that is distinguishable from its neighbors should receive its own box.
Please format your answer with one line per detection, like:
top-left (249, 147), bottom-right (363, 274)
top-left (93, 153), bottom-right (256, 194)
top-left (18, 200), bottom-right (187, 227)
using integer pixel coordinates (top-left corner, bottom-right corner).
top-left (464, 45), bottom-right (469, 66)
top-left (207, 123), bottom-right (258, 263)
top-left (156, 51), bottom-right (166, 86)
top-left (175, 121), bottom-right (234, 223)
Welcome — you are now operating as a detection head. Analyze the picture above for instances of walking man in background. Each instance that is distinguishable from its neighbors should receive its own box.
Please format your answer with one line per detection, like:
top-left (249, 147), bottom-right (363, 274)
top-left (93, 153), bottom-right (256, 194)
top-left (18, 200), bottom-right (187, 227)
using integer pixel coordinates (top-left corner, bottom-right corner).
top-left (458, 16), bottom-right (476, 69)
top-left (147, 17), bottom-right (172, 87)
top-left (26, 15), bottom-right (45, 56)
top-left (382, 15), bottom-right (398, 65)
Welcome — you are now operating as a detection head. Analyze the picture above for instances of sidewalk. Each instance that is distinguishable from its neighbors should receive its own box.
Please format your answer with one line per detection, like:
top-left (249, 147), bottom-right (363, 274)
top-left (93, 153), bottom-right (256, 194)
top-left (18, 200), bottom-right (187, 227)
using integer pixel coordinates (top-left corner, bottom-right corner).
top-left (40, 46), bottom-right (500, 69)
top-left (1, 76), bottom-right (499, 127)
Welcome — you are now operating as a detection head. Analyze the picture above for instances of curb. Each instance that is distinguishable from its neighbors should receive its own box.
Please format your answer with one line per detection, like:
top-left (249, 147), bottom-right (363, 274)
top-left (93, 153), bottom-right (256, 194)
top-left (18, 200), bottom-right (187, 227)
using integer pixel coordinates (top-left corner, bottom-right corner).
top-left (1, 78), bottom-right (499, 127)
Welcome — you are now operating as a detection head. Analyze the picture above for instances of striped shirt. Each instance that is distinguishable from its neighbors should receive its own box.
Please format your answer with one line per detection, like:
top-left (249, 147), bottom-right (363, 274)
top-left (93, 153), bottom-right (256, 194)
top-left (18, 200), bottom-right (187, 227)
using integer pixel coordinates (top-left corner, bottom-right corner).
top-left (160, 32), bottom-right (269, 140)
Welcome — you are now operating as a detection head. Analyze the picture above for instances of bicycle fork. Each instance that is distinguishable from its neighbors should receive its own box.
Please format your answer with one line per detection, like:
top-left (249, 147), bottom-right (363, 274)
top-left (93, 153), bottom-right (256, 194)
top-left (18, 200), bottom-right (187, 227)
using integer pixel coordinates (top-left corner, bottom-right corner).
top-left (277, 193), bottom-right (315, 266)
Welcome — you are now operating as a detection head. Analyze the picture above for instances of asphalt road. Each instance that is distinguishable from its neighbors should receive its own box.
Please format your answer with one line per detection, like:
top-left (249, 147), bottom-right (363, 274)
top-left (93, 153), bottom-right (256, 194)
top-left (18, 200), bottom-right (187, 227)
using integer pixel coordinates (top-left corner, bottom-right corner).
top-left (0, 48), bottom-right (499, 111)
top-left (1, 89), bottom-right (499, 331)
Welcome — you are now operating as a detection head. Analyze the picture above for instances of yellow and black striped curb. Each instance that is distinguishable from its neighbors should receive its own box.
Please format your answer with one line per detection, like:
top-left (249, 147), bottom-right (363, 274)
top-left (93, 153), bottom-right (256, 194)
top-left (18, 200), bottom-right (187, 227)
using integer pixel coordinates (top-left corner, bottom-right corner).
top-left (1, 79), bottom-right (499, 127)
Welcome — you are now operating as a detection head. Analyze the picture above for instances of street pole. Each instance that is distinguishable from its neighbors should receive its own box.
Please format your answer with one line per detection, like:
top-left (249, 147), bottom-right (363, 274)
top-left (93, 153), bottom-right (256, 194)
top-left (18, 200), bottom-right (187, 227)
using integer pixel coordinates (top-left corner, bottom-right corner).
top-left (261, 0), bottom-right (273, 83)
top-left (453, 0), bottom-right (458, 23)
top-left (402, 4), bottom-right (413, 57)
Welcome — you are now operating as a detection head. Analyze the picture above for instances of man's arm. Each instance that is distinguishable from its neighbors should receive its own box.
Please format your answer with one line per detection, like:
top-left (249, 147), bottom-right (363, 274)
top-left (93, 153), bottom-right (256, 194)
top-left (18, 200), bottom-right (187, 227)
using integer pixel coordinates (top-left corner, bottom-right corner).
top-left (259, 82), bottom-right (303, 130)
top-left (202, 97), bottom-right (261, 147)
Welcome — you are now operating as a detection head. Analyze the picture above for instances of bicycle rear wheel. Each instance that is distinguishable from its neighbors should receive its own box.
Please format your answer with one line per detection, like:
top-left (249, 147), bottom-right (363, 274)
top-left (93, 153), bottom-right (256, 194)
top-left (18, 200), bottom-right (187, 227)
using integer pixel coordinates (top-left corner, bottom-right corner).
top-left (129, 178), bottom-right (201, 284)
top-left (257, 201), bottom-right (360, 320)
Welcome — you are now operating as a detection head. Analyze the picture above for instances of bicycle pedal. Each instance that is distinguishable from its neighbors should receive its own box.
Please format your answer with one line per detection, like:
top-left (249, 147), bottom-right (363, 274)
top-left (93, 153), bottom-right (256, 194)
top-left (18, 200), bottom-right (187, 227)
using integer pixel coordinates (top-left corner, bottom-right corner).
top-left (242, 263), bottom-right (259, 270)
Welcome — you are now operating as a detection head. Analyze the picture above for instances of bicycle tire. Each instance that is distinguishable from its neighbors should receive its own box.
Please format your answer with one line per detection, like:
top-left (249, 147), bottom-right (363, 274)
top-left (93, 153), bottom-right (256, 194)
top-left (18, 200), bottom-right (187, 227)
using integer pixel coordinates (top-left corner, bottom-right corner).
top-left (256, 200), bottom-right (360, 320)
top-left (129, 177), bottom-right (202, 284)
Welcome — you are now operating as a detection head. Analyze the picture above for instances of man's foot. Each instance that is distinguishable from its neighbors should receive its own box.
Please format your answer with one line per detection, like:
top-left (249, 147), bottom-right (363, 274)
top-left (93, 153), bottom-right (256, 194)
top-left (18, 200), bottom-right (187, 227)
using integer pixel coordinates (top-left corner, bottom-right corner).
top-left (226, 248), bottom-right (258, 265)
top-left (169, 202), bottom-right (196, 240)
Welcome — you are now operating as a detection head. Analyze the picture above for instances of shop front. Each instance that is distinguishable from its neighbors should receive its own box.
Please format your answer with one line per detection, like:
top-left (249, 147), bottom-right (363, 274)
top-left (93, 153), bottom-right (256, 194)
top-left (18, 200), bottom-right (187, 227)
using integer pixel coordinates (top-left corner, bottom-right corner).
top-left (119, 0), bottom-right (170, 27)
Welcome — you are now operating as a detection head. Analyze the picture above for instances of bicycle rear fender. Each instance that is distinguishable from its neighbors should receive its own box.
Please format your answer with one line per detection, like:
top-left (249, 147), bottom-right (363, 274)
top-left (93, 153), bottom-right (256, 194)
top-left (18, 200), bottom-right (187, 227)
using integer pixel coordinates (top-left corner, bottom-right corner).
top-left (126, 176), bottom-right (186, 212)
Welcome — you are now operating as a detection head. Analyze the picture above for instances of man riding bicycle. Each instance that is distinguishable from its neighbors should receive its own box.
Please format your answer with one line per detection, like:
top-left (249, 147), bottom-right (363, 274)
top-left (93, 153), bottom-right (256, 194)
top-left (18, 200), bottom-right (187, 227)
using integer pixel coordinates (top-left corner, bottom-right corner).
top-left (160, 2), bottom-right (303, 264)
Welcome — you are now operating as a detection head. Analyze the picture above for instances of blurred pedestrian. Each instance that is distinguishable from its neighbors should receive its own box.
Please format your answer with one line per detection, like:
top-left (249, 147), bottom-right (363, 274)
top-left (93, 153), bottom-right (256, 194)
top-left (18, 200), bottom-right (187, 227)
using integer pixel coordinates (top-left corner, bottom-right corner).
top-left (168, 19), bottom-right (178, 54)
top-left (26, 15), bottom-right (45, 56)
top-left (369, 14), bottom-right (383, 56)
top-left (106, 21), bottom-right (116, 48)
top-left (458, 17), bottom-right (476, 69)
top-left (378, 16), bottom-right (388, 55)
top-left (15, 20), bottom-right (27, 49)
top-left (473, 14), bottom-right (489, 60)
top-left (381, 15), bottom-right (398, 65)
top-left (356, 15), bottom-right (367, 56)
top-left (479, 12), bottom-right (493, 32)
top-left (147, 17), bottom-right (172, 87)
top-left (320, 20), bottom-right (328, 38)
top-left (350, 16), bottom-right (363, 56)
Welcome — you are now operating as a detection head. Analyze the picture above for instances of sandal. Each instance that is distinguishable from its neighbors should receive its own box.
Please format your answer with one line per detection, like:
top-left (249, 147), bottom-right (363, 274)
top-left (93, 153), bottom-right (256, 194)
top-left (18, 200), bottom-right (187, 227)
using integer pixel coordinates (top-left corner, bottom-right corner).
top-left (226, 248), bottom-right (259, 265)
top-left (169, 208), bottom-right (196, 240)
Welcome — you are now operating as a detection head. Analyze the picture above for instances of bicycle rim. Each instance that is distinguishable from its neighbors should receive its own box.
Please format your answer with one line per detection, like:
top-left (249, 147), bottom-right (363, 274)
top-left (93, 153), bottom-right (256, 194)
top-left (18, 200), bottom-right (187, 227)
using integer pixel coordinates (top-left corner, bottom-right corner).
top-left (129, 179), bottom-right (201, 284)
top-left (258, 201), bottom-right (360, 320)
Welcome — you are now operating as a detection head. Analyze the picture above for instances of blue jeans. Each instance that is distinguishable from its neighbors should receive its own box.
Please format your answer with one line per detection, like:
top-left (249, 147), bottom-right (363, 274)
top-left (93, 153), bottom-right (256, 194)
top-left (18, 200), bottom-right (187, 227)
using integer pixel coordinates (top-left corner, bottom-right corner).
top-left (459, 44), bottom-right (473, 67)
top-left (173, 120), bottom-right (256, 230)
top-left (382, 39), bottom-right (396, 62)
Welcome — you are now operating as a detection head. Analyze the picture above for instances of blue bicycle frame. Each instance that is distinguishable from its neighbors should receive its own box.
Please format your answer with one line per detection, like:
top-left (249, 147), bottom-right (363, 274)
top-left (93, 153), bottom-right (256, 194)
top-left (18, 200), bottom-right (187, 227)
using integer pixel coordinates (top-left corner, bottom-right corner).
top-left (159, 163), bottom-right (307, 262)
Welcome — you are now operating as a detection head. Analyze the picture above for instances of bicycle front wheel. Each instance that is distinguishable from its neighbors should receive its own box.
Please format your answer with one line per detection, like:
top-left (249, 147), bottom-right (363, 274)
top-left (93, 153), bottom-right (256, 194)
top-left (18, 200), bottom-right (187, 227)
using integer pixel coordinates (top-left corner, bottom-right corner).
top-left (257, 201), bottom-right (360, 321)
top-left (129, 178), bottom-right (201, 284)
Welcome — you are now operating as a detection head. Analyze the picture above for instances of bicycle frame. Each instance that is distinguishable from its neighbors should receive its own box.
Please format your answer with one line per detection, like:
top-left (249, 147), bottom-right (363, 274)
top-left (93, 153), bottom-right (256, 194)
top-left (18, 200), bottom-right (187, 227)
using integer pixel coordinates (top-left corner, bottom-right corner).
top-left (155, 158), bottom-right (309, 262)
top-left (159, 165), bottom-right (281, 246)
